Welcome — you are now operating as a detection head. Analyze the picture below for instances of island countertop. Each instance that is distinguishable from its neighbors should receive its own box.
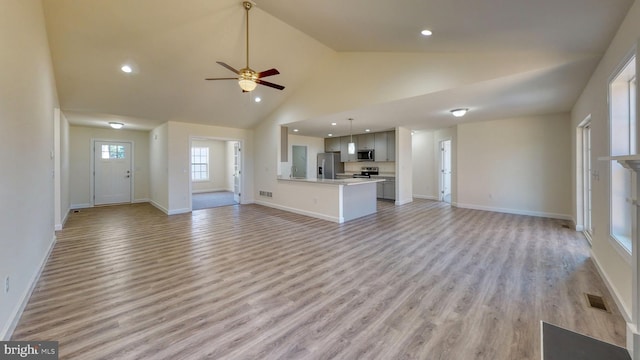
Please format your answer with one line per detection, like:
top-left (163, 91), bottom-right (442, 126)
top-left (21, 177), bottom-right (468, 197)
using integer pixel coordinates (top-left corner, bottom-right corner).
top-left (277, 177), bottom-right (385, 186)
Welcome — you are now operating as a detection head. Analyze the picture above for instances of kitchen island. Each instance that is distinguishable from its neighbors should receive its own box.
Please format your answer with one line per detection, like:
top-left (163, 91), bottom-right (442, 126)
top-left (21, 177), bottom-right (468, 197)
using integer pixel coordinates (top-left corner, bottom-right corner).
top-left (276, 177), bottom-right (385, 223)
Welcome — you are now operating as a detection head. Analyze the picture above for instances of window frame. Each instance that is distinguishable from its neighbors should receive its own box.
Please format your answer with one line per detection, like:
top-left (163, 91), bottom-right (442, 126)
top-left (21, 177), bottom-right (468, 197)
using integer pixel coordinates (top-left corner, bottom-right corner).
top-left (608, 52), bottom-right (636, 262)
top-left (191, 147), bottom-right (210, 182)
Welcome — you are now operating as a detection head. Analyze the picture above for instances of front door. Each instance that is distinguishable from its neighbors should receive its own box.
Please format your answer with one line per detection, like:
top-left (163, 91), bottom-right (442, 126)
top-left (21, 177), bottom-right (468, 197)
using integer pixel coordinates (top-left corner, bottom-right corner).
top-left (94, 141), bottom-right (132, 205)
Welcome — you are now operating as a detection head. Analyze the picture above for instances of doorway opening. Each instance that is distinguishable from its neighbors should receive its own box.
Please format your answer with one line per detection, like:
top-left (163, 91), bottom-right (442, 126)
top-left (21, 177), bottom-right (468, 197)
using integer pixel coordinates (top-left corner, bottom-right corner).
top-left (439, 139), bottom-right (452, 204)
top-left (579, 118), bottom-right (593, 243)
top-left (93, 140), bottom-right (133, 206)
top-left (190, 137), bottom-right (242, 210)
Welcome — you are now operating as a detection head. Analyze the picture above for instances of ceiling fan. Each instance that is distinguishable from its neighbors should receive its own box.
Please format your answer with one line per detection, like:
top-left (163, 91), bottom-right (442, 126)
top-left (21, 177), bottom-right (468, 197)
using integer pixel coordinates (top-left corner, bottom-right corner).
top-left (205, 1), bottom-right (284, 92)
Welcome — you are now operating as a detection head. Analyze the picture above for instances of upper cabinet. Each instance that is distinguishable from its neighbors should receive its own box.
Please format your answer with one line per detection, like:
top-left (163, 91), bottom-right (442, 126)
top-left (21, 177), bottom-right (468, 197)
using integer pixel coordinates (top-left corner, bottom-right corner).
top-left (324, 137), bottom-right (341, 152)
top-left (357, 133), bottom-right (375, 150)
top-left (374, 131), bottom-right (395, 161)
top-left (340, 136), bottom-right (357, 162)
top-left (325, 130), bottom-right (395, 162)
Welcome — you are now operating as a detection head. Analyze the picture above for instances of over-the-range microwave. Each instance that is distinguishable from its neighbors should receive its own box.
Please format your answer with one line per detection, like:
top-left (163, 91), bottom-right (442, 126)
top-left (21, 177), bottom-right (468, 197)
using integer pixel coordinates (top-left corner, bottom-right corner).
top-left (357, 150), bottom-right (374, 161)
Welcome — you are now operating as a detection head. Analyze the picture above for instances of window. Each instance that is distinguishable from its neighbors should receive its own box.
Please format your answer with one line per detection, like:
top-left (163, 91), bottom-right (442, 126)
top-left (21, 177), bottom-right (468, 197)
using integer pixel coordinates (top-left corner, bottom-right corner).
top-left (101, 144), bottom-right (125, 159)
top-left (191, 147), bottom-right (209, 181)
top-left (609, 56), bottom-right (636, 253)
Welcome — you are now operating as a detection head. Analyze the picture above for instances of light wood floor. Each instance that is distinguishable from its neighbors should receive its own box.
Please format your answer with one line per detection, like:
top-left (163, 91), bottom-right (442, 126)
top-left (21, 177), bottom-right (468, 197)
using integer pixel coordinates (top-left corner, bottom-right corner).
top-left (13, 200), bottom-right (626, 359)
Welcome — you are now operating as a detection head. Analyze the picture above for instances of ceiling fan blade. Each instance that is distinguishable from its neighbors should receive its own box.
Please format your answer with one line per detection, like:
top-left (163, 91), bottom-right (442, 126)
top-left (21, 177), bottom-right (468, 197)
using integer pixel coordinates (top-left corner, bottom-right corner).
top-left (205, 77), bottom-right (238, 81)
top-left (216, 61), bottom-right (240, 74)
top-left (257, 68), bottom-right (280, 78)
top-left (256, 79), bottom-right (285, 90)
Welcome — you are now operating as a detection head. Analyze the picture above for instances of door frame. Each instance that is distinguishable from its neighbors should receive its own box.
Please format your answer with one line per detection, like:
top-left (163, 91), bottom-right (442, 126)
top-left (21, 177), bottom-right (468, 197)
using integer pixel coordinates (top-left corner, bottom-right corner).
top-left (188, 136), bottom-right (244, 211)
top-left (91, 139), bottom-right (135, 206)
top-left (439, 138), bottom-right (452, 203)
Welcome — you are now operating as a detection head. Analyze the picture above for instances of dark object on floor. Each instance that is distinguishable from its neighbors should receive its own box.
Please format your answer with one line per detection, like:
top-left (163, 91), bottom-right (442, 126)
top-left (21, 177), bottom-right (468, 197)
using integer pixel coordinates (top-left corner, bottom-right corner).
top-left (542, 322), bottom-right (630, 360)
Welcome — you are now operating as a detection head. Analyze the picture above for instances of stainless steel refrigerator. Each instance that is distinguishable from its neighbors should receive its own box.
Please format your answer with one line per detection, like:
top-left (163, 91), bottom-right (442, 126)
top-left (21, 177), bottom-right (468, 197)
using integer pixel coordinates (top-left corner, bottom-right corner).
top-left (317, 153), bottom-right (344, 179)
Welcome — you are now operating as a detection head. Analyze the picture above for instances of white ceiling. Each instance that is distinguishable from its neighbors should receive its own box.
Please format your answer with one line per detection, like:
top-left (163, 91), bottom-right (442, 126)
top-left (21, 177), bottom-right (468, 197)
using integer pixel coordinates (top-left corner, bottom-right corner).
top-left (42, 0), bottom-right (634, 136)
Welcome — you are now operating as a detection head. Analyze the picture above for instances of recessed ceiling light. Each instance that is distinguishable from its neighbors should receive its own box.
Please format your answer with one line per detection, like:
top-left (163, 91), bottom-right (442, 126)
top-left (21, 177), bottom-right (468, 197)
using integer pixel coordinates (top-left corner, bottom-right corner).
top-left (450, 108), bottom-right (469, 117)
top-left (365, 129), bottom-right (371, 132)
top-left (121, 65), bottom-right (132, 73)
top-left (293, 129), bottom-right (299, 132)
top-left (421, 29), bottom-right (433, 36)
top-left (254, 97), bottom-right (261, 103)
top-left (331, 122), bottom-right (337, 126)
top-left (328, 133), bottom-right (333, 137)
top-left (109, 122), bottom-right (124, 129)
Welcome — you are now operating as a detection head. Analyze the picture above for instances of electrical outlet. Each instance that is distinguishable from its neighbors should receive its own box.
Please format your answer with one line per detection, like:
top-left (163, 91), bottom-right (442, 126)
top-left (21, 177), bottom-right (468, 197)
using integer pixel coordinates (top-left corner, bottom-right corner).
top-left (4, 276), bottom-right (9, 294)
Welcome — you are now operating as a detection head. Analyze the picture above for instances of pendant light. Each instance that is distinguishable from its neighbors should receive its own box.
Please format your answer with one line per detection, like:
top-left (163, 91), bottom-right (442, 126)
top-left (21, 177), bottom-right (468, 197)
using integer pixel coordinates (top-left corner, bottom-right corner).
top-left (348, 118), bottom-right (355, 155)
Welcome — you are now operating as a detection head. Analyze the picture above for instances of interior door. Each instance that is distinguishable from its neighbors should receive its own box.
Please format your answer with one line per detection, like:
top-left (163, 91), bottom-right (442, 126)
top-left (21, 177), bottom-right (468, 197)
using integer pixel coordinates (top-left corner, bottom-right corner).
top-left (440, 140), bottom-right (452, 204)
top-left (233, 142), bottom-right (241, 203)
top-left (94, 141), bottom-right (132, 205)
top-left (292, 145), bottom-right (307, 178)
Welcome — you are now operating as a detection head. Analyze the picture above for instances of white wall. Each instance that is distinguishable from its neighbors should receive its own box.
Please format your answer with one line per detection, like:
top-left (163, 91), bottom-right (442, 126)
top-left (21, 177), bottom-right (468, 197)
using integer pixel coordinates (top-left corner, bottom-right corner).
top-left (191, 139), bottom-right (228, 193)
top-left (54, 110), bottom-right (70, 230)
top-left (68, 126), bottom-right (150, 208)
top-left (412, 131), bottom-right (437, 200)
top-left (457, 114), bottom-right (572, 219)
top-left (396, 127), bottom-right (413, 205)
top-left (571, 0), bottom-right (640, 324)
top-left (0, 0), bottom-right (59, 340)
top-left (165, 121), bottom-right (253, 214)
top-left (150, 124), bottom-right (169, 212)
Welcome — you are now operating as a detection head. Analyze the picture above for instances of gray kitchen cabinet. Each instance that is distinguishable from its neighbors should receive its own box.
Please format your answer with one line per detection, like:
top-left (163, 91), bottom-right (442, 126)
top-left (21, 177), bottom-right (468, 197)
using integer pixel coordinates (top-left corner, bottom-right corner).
top-left (374, 132), bottom-right (388, 161)
top-left (357, 133), bottom-right (375, 150)
top-left (340, 136), bottom-right (357, 162)
top-left (324, 137), bottom-right (341, 152)
top-left (375, 177), bottom-right (395, 200)
top-left (386, 131), bottom-right (396, 161)
top-left (383, 179), bottom-right (396, 200)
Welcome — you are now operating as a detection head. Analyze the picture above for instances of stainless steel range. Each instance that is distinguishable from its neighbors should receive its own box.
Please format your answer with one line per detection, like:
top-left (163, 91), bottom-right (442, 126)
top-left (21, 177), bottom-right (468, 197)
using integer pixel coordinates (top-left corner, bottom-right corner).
top-left (353, 166), bottom-right (379, 178)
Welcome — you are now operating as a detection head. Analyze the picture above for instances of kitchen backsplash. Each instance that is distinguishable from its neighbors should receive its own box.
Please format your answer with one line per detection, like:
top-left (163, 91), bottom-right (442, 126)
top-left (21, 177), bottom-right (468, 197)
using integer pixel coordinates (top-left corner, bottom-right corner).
top-left (345, 162), bottom-right (396, 173)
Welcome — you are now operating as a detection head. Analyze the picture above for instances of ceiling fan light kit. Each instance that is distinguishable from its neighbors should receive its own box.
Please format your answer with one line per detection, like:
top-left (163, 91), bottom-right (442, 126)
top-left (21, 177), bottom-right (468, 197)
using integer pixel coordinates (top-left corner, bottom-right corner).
top-left (205, 1), bottom-right (284, 93)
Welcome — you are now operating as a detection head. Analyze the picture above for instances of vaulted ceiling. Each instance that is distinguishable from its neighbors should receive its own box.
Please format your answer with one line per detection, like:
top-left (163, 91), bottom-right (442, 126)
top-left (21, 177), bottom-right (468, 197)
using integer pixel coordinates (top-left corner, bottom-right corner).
top-left (42, 0), bottom-right (634, 136)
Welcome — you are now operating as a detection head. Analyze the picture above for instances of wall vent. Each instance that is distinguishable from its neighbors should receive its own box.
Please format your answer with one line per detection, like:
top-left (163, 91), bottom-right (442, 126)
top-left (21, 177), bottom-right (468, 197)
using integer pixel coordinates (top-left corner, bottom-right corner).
top-left (585, 293), bottom-right (609, 312)
top-left (259, 191), bottom-right (273, 198)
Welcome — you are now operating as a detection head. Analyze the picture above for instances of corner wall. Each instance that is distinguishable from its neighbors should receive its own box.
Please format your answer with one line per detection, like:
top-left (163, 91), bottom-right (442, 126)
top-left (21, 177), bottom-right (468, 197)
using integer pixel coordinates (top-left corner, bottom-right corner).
top-left (571, 0), bottom-right (640, 324)
top-left (457, 114), bottom-right (572, 219)
top-left (0, 0), bottom-right (59, 339)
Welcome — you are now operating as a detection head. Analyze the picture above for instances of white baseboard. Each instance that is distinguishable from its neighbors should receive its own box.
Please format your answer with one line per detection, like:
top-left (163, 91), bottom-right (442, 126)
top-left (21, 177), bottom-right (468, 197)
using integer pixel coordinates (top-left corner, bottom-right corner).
top-left (413, 195), bottom-right (439, 201)
top-left (149, 200), bottom-right (169, 214)
top-left (1, 234), bottom-right (57, 340)
top-left (395, 198), bottom-right (413, 205)
top-left (133, 198), bottom-right (150, 204)
top-left (454, 202), bottom-right (572, 220)
top-left (191, 188), bottom-right (227, 194)
top-left (590, 249), bottom-right (631, 322)
top-left (70, 203), bottom-right (92, 210)
top-left (168, 208), bottom-right (191, 215)
top-left (54, 208), bottom-right (71, 231)
top-left (254, 200), bottom-right (342, 223)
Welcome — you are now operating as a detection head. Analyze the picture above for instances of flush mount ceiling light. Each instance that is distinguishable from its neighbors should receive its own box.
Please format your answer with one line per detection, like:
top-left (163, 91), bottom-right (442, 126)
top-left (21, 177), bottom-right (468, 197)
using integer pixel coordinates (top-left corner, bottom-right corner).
top-left (109, 122), bottom-right (124, 129)
top-left (331, 122), bottom-right (337, 126)
top-left (254, 96), bottom-right (261, 103)
top-left (421, 29), bottom-right (433, 36)
top-left (293, 128), bottom-right (299, 132)
top-left (348, 118), bottom-right (355, 155)
top-left (365, 129), bottom-right (371, 132)
top-left (328, 133), bottom-right (333, 137)
top-left (450, 108), bottom-right (469, 117)
top-left (121, 65), bottom-right (132, 73)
